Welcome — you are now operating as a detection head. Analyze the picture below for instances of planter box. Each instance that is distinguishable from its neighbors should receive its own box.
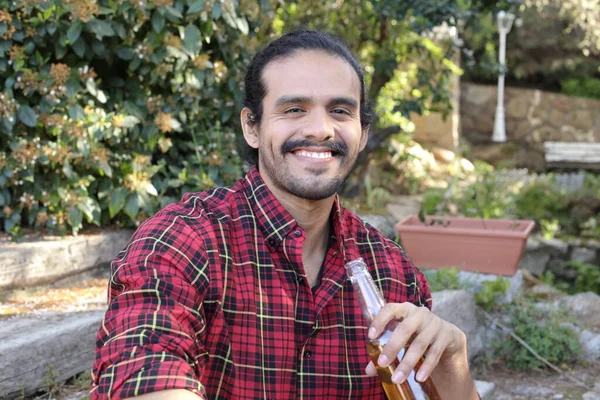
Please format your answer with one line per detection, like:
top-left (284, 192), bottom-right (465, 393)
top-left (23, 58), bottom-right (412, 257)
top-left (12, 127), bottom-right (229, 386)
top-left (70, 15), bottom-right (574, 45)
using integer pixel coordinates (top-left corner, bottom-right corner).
top-left (395, 215), bottom-right (535, 276)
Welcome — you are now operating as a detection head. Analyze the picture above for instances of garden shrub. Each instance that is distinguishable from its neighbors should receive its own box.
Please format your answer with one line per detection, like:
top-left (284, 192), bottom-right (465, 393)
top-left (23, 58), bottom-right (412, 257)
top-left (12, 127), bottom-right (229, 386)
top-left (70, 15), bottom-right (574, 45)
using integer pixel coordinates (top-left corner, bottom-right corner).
top-left (561, 76), bottom-right (600, 100)
top-left (0, 0), bottom-right (260, 234)
top-left (494, 303), bottom-right (581, 370)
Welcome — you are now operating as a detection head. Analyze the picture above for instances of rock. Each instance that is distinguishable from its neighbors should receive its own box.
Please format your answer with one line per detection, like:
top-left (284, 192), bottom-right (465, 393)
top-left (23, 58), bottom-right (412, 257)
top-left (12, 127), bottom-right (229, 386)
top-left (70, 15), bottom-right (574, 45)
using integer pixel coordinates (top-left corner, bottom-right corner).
top-left (359, 214), bottom-right (397, 239)
top-left (511, 384), bottom-right (555, 397)
top-left (579, 330), bottom-right (600, 361)
top-left (539, 238), bottom-right (569, 255)
top-left (583, 391), bottom-right (600, 400)
top-left (0, 230), bottom-right (133, 289)
top-left (571, 247), bottom-right (598, 265)
top-left (475, 380), bottom-right (496, 400)
top-left (526, 236), bottom-right (542, 251)
top-left (432, 147), bottom-right (456, 164)
top-left (0, 310), bottom-right (105, 398)
top-left (456, 270), bottom-right (524, 304)
top-left (432, 290), bottom-right (485, 360)
top-left (460, 158), bottom-right (475, 172)
top-left (519, 251), bottom-right (550, 275)
top-left (385, 196), bottom-right (422, 223)
top-left (559, 292), bottom-right (600, 329)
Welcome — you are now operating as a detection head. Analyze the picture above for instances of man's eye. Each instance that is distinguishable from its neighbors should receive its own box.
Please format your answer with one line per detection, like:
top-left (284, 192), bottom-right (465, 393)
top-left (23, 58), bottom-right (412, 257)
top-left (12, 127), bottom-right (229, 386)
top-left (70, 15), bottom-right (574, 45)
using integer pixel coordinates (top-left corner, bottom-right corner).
top-left (332, 108), bottom-right (350, 115)
top-left (285, 107), bottom-right (303, 113)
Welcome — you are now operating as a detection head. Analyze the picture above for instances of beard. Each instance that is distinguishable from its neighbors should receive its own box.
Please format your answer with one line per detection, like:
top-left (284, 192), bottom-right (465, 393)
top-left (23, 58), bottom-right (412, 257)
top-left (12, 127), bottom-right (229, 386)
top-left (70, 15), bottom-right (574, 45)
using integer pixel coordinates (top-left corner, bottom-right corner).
top-left (259, 138), bottom-right (356, 200)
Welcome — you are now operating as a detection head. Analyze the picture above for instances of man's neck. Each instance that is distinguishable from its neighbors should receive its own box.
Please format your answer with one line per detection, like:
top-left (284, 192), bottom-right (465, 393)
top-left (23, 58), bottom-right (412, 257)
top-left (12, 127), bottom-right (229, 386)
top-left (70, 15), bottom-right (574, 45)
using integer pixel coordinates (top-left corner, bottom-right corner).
top-left (267, 182), bottom-right (334, 244)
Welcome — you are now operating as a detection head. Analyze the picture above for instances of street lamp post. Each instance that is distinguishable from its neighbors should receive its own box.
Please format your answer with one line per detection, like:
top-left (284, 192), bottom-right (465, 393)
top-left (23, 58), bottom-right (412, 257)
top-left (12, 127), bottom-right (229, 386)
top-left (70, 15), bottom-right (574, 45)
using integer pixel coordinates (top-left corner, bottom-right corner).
top-left (492, 11), bottom-right (516, 143)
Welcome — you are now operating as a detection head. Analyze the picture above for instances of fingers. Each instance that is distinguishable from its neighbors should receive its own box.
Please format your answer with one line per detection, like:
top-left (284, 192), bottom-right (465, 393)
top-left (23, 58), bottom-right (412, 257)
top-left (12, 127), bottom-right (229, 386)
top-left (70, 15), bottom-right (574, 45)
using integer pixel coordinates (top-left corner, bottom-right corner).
top-left (365, 361), bottom-right (377, 376)
top-left (368, 303), bottom-right (412, 341)
top-left (373, 307), bottom-right (427, 369)
top-left (388, 320), bottom-right (439, 383)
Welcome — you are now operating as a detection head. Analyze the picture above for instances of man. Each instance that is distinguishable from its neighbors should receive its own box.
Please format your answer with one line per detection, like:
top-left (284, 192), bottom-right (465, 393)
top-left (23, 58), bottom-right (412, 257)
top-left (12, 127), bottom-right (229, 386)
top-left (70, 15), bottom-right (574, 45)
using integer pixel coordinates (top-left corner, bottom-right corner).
top-left (92, 30), bottom-right (478, 399)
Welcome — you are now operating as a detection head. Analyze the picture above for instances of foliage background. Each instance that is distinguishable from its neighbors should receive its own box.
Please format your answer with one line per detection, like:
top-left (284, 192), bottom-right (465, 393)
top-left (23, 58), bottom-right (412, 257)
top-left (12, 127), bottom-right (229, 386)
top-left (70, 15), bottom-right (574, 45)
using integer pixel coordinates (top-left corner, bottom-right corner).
top-left (1, 0), bottom-right (493, 235)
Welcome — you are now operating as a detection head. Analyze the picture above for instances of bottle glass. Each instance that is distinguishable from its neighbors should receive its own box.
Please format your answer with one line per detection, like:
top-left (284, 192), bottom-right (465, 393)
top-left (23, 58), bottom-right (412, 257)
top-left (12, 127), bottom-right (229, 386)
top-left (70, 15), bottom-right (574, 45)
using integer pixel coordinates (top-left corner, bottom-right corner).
top-left (345, 258), bottom-right (441, 400)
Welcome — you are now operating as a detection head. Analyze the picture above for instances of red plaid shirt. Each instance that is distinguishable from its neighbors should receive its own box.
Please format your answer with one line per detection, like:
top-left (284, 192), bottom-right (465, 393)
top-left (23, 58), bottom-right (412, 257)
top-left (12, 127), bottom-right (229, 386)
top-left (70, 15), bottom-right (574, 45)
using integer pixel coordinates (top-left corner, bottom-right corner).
top-left (91, 166), bottom-right (432, 399)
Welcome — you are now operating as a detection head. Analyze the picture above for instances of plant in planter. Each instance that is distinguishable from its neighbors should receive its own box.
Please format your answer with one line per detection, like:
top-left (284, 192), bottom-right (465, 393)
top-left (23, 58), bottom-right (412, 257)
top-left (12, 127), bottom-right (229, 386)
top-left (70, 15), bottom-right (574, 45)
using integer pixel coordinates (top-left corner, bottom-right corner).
top-left (395, 164), bottom-right (535, 276)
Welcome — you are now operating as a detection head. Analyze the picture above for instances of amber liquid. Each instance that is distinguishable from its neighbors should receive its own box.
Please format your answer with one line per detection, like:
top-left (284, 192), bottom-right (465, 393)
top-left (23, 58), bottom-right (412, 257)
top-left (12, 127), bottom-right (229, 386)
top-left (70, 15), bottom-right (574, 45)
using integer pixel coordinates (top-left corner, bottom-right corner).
top-left (366, 342), bottom-right (442, 400)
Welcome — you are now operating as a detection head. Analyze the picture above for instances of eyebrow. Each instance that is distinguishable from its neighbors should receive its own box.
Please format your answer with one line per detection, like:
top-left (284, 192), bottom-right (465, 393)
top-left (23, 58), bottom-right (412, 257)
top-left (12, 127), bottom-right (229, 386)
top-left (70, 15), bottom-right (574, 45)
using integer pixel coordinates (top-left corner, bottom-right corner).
top-left (274, 95), bottom-right (359, 110)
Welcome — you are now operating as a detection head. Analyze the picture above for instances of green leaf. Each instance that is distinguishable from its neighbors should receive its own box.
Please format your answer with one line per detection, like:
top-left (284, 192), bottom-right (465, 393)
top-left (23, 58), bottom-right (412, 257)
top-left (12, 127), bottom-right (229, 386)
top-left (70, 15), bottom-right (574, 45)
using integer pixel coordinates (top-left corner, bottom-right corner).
top-left (68, 207), bottom-right (83, 233)
top-left (124, 193), bottom-right (140, 221)
top-left (116, 47), bottom-right (133, 60)
top-left (144, 182), bottom-right (158, 196)
top-left (151, 12), bottom-right (165, 33)
top-left (188, 0), bottom-right (205, 14)
top-left (72, 37), bottom-right (86, 58)
top-left (164, 6), bottom-right (183, 20)
top-left (183, 24), bottom-right (202, 55)
top-left (4, 213), bottom-right (20, 233)
top-left (87, 19), bottom-right (115, 39)
top-left (0, 23), bottom-right (7, 37)
top-left (67, 21), bottom-right (83, 44)
top-left (78, 197), bottom-right (101, 225)
top-left (17, 105), bottom-right (38, 127)
top-left (68, 104), bottom-right (85, 121)
top-left (92, 40), bottom-right (107, 57)
top-left (120, 115), bottom-right (140, 128)
top-left (211, 1), bottom-right (222, 18)
top-left (55, 43), bottom-right (67, 59)
top-left (46, 23), bottom-right (57, 36)
top-left (99, 160), bottom-right (112, 177)
top-left (109, 187), bottom-right (128, 218)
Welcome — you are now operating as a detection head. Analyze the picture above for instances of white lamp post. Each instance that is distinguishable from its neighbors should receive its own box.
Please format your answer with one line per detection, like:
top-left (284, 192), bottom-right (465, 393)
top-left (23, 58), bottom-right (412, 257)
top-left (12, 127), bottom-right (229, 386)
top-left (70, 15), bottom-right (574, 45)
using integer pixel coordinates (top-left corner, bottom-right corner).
top-left (492, 11), bottom-right (516, 143)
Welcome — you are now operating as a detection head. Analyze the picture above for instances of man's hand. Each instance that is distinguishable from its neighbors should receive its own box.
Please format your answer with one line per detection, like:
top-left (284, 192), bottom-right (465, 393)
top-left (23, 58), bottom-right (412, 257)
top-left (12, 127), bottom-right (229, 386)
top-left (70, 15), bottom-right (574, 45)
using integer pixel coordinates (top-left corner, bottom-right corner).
top-left (365, 302), bottom-right (478, 399)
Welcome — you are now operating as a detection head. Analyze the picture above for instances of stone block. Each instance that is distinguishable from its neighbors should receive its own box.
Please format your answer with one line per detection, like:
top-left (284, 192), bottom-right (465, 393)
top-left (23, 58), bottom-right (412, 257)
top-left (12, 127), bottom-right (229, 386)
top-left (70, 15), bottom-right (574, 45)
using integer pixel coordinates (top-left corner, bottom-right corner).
top-left (579, 330), bottom-right (600, 361)
top-left (0, 311), bottom-right (104, 399)
top-left (0, 230), bottom-right (133, 289)
top-left (475, 380), bottom-right (496, 400)
top-left (539, 238), bottom-right (569, 255)
top-left (559, 292), bottom-right (600, 329)
top-left (506, 95), bottom-right (530, 119)
top-left (571, 247), bottom-right (598, 264)
top-left (519, 251), bottom-right (550, 275)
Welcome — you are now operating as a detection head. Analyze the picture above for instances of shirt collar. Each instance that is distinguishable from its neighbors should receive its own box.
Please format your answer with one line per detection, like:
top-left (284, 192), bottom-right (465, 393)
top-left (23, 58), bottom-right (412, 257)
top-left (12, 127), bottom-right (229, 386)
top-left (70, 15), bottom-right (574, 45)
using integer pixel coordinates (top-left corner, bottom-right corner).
top-left (243, 166), bottom-right (347, 254)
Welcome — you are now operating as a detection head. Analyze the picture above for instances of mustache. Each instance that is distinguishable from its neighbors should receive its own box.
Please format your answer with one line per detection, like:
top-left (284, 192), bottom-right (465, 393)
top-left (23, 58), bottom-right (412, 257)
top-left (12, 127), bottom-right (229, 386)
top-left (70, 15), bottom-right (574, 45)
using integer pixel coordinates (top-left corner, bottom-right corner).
top-left (281, 139), bottom-right (349, 157)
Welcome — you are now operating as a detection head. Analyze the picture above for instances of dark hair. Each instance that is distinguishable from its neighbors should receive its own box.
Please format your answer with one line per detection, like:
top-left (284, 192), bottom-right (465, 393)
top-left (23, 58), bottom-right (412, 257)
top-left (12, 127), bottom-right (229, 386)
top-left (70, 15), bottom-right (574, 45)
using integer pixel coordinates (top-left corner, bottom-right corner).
top-left (240, 29), bottom-right (373, 165)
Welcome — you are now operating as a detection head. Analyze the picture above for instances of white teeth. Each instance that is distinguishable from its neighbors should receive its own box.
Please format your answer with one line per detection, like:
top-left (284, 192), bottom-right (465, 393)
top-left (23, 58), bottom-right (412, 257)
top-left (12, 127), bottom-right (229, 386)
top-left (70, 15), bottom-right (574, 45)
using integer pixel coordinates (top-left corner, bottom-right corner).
top-left (296, 151), bottom-right (332, 159)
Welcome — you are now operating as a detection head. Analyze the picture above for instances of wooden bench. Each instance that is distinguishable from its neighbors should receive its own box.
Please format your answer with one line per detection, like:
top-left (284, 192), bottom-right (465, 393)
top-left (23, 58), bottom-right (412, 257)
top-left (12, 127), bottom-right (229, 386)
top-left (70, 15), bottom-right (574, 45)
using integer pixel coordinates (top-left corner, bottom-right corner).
top-left (544, 141), bottom-right (600, 170)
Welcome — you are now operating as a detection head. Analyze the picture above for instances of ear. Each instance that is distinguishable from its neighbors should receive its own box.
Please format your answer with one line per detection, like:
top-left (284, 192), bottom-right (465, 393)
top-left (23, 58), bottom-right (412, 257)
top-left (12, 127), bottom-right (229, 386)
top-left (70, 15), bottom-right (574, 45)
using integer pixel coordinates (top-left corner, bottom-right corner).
top-left (358, 124), bottom-right (369, 152)
top-left (241, 107), bottom-right (259, 149)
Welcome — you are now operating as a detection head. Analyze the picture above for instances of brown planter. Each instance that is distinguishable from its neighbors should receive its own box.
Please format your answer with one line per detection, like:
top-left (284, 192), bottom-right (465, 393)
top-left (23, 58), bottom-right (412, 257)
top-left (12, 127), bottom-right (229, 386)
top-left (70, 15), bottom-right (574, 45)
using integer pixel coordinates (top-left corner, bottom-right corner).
top-left (395, 215), bottom-right (535, 276)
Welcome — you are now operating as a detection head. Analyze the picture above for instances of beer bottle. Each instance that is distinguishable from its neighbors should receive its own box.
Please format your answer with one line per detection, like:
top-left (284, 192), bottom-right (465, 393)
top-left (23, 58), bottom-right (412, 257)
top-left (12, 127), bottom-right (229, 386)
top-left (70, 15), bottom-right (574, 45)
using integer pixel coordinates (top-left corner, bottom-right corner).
top-left (345, 258), bottom-right (442, 400)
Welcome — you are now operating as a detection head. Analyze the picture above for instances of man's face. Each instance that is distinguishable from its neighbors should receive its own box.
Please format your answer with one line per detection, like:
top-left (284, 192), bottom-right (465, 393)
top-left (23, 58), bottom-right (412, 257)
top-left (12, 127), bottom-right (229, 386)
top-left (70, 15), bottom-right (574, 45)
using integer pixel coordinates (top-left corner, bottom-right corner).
top-left (242, 50), bottom-right (367, 201)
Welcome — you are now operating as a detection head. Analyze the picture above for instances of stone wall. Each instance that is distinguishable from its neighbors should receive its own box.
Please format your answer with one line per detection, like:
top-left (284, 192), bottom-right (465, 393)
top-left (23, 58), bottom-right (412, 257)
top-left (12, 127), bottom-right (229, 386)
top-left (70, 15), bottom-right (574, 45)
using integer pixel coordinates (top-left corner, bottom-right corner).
top-left (412, 53), bottom-right (461, 151)
top-left (460, 83), bottom-right (600, 170)
top-left (520, 235), bottom-right (600, 279)
top-left (0, 230), bottom-right (132, 289)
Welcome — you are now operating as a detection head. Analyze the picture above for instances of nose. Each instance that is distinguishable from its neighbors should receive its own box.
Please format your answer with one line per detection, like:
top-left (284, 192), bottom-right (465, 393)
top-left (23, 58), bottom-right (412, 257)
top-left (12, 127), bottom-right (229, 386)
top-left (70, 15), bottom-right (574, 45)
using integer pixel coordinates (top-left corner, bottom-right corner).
top-left (301, 108), bottom-right (335, 142)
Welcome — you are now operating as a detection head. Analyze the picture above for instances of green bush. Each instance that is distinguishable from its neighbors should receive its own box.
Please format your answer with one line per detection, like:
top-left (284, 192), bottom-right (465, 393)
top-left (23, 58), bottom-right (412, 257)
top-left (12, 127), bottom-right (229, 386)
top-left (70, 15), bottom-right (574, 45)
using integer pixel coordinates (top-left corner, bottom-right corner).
top-left (0, 0), bottom-right (259, 234)
top-left (561, 77), bottom-right (600, 100)
top-left (494, 303), bottom-right (581, 370)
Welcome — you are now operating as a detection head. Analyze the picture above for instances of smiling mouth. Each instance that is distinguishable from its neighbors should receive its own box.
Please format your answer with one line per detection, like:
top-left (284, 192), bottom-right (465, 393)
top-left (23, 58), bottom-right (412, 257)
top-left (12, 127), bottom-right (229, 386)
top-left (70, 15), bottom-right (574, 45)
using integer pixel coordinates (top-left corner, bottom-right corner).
top-left (293, 150), bottom-right (334, 159)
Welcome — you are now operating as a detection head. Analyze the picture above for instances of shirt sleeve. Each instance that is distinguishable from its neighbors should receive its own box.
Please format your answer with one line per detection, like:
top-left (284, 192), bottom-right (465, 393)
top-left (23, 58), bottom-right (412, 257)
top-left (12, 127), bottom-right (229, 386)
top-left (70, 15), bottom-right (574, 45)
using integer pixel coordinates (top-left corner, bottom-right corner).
top-left (91, 209), bottom-right (210, 400)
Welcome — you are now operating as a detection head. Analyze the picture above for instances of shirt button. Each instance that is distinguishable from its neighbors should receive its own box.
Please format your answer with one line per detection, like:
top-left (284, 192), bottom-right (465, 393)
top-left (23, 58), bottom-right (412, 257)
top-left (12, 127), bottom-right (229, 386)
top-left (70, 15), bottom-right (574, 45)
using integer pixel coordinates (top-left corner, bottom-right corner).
top-left (298, 275), bottom-right (304, 283)
top-left (268, 239), bottom-right (275, 246)
top-left (304, 350), bottom-right (312, 358)
top-left (294, 230), bottom-right (302, 238)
